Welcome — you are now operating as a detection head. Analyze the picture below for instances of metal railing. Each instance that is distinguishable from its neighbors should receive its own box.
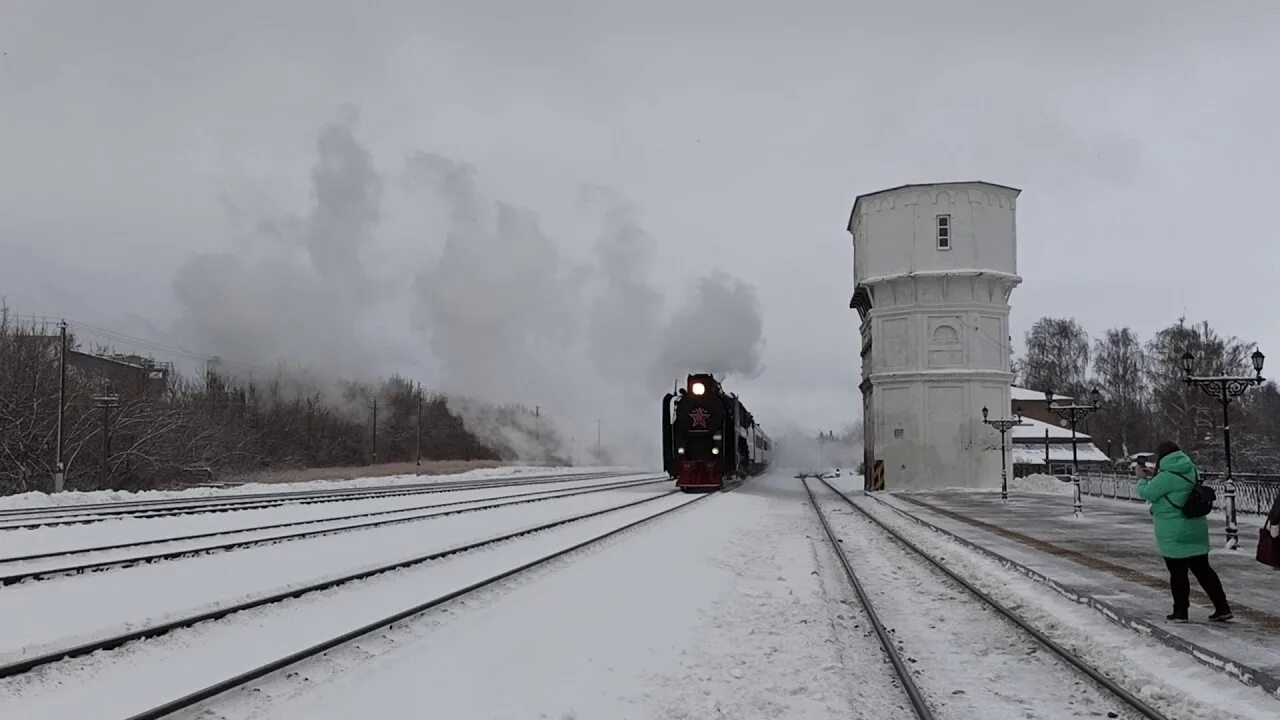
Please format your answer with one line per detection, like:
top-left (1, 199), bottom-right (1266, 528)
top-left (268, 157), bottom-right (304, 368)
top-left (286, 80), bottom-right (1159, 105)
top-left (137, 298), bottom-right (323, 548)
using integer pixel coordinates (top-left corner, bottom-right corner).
top-left (1078, 472), bottom-right (1280, 516)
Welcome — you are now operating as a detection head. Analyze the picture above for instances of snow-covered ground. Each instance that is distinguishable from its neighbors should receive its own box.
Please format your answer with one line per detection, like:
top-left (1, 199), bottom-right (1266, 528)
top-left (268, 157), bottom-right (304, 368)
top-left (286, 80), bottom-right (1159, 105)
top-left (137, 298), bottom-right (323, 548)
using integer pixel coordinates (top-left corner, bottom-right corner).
top-left (0, 473), bottom-right (659, 562)
top-left (0, 491), bottom-right (695, 719)
top-left (0, 483), bottom-right (671, 669)
top-left (180, 472), bottom-right (912, 720)
top-left (3, 468), bottom-right (1271, 719)
top-left (828, 479), bottom-right (1280, 720)
top-left (811, 480), bottom-right (1142, 719)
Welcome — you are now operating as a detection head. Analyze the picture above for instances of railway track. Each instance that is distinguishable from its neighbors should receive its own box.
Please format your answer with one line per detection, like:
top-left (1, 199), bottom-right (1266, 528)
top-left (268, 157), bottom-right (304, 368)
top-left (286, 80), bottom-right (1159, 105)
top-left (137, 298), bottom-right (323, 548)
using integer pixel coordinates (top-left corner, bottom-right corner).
top-left (0, 489), bottom-right (707, 719)
top-left (803, 477), bottom-right (1170, 720)
top-left (0, 475), bottom-right (666, 586)
top-left (0, 471), bottom-right (623, 530)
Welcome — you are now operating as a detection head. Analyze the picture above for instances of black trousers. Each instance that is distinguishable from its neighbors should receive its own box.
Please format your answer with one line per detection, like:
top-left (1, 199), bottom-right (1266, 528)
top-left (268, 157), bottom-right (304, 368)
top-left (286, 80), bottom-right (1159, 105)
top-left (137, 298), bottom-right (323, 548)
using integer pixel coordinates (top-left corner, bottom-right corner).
top-left (1164, 554), bottom-right (1231, 613)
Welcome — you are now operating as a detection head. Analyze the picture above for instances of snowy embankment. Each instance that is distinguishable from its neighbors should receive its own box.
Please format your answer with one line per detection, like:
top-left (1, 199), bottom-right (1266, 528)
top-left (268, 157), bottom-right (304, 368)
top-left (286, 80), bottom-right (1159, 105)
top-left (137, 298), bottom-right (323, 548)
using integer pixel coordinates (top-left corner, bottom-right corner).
top-left (834, 481), bottom-right (1280, 720)
top-left (0, 465), bottom-right (620, 512)
top-left (1009, 473), bottom-right (1075, 495)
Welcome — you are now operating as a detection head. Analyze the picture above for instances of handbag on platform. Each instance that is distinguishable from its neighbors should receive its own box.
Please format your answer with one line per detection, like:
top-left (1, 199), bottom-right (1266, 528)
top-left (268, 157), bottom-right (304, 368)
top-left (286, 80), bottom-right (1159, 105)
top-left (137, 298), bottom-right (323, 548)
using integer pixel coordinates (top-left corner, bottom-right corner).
top-left (1258, 523), bottom-right (1280, 569)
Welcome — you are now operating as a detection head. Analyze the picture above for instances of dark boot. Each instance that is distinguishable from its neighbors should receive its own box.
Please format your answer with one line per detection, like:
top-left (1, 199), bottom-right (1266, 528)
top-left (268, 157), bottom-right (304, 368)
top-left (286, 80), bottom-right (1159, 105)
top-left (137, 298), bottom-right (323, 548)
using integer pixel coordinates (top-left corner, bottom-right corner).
top-left (1166, 610), bottom-right (1188, 623)
top-left (1188, 555), bottom-right (1232, 622)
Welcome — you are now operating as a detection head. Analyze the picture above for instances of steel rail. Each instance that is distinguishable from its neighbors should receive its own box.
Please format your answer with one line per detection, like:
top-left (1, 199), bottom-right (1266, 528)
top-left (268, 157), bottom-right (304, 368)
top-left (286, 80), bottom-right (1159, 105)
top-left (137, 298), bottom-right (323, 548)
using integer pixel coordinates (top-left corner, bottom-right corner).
top-left (0, 477), bottom-right (666, 586)
top-left (0, 472), bottom-right (623, 530)
top-left (820, 479), bottom-right (1169, 720)
top-left (801, 478), bottom-right (935, 720)
top-left (0, 476), bottom-right (664, 566)
top-left (1, 489), bottom-right (698, 681)
top-left (0, 470), bottom-right (616, 520)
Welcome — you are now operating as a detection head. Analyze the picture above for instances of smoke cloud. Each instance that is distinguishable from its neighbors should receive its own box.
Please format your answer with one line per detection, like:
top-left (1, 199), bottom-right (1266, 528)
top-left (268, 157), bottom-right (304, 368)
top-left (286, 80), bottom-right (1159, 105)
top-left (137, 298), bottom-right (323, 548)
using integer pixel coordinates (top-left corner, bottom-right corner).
top-left (170, 114), bottom-right (768, 465)
top-left (408, 151), bottom-right (580, 404)
top-left (771, 422), bottom-right (864, 473)
top-left (656, 272), bottom-right (765, 381)
top-left (172, 116), bottom-right (386, 385)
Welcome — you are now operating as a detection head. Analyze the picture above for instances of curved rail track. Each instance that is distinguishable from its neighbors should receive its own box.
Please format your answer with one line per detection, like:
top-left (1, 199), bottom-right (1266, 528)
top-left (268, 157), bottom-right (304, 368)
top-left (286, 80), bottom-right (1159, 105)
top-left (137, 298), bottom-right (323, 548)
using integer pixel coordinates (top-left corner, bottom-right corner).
top-left (0, 475), bottom-right (666, 586)
top-left (0, 471), bottom-right (624, 530)
top-left (803, 477), bottom-right (1170, 720)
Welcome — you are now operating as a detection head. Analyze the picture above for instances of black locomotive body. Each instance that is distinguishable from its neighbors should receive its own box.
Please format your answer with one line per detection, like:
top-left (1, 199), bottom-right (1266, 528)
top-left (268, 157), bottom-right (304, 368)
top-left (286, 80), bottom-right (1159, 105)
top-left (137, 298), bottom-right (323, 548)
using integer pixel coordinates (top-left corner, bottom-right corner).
top-left (662, 373), bottom-right (771, 491)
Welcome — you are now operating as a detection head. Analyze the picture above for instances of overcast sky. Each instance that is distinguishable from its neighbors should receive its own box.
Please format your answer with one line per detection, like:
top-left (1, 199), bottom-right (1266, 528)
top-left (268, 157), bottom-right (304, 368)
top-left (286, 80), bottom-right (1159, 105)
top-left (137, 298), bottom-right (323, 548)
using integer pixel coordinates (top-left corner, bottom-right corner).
top-left (3, 1), bottom-right (1279, 444)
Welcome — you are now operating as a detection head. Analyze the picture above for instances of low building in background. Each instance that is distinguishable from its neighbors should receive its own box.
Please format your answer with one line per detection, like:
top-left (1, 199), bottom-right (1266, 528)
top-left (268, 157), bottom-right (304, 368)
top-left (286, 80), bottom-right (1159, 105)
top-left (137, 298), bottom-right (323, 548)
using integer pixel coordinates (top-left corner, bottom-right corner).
top-left (1011, 414), bottom-right (1110, 476)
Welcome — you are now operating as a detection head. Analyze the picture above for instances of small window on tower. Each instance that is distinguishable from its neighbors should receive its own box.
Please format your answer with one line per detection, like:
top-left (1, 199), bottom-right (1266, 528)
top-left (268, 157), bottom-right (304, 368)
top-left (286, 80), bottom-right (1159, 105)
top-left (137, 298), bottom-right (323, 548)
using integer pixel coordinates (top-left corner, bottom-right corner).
top-left (936, 214), bottom-right (951, 250)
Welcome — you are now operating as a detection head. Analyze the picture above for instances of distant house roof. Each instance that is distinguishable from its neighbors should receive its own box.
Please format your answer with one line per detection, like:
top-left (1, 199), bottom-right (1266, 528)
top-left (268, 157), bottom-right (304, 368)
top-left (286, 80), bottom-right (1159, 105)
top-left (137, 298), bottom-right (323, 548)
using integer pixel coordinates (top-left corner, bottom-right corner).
top-left (1012, 416), bottom-right (1089, 441)
top-left (1010, 386), bottom-right (1072, 402)
top-left (1013, 444), bottom-right (1111, 465)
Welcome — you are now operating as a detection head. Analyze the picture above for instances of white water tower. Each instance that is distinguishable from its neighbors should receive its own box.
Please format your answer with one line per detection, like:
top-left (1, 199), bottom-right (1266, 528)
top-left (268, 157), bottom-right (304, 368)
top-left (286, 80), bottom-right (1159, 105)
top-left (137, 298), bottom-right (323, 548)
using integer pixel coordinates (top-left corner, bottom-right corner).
top-left (848, 182), bottom-right (1021, 490)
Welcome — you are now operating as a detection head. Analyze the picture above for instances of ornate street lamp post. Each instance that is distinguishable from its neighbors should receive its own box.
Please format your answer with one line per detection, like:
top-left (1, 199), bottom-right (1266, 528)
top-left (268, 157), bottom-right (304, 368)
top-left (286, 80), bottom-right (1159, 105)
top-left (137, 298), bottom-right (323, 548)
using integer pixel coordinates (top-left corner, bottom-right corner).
top-left (1181, 349), bottom-right (1265, 550)
top-left (1045, 388), bottom-right (1102, 519)
top-left (982, 406), bottom-right (1026, 504)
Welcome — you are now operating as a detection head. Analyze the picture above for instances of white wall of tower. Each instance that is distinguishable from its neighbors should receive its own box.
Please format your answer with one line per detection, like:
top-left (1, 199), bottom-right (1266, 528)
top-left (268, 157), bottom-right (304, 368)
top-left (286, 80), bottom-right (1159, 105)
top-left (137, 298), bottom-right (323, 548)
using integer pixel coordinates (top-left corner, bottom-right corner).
top-left (851, 182), bottom-right (1021, 490)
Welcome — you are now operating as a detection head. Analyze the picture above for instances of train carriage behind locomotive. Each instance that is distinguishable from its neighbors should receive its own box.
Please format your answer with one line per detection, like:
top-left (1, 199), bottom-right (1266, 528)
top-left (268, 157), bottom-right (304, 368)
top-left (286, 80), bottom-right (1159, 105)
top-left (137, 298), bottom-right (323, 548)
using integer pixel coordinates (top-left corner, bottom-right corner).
top-left (662, 373), bottom-right (771, 491)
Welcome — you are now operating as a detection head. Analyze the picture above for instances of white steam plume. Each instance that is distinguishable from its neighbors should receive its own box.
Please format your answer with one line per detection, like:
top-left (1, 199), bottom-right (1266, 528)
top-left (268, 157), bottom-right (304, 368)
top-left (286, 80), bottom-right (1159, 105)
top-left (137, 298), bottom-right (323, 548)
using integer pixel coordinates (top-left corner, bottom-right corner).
top-left (172, 115), bottom-right (384, 386)
top-left (170, 113), bottom-right (770, 465)
top-left (656, 271), bottom-right (765, 381)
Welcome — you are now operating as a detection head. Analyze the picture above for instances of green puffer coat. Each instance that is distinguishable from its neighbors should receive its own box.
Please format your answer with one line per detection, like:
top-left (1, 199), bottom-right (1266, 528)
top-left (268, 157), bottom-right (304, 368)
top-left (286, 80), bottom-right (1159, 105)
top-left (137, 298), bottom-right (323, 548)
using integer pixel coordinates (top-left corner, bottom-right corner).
top-left (1137, 450), bottom-right (1211, 559)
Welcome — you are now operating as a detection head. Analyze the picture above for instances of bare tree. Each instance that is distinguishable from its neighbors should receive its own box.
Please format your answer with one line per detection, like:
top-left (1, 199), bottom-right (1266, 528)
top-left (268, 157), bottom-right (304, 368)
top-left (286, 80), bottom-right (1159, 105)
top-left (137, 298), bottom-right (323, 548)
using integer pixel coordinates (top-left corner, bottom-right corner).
top-left (1091, 328), bottom-right (1150, 455)
top-left (1146, 318), bottom-right (1254, 468)
top-left (1022, 317), bottom-right (1090, 397)
top-left (1238, 382), bottom-right (1280, 472)
top-left (0, 314), bottom-right (500, 495)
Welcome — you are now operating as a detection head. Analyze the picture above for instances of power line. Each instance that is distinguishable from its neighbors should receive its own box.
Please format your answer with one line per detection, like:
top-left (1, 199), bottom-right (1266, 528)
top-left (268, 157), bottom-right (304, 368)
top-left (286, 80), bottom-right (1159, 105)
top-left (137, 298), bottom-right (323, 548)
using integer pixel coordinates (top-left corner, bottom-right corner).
top-left (4, 312), bottom-right (344, 393)
top-left (8, 314), bottom-right (218, 363)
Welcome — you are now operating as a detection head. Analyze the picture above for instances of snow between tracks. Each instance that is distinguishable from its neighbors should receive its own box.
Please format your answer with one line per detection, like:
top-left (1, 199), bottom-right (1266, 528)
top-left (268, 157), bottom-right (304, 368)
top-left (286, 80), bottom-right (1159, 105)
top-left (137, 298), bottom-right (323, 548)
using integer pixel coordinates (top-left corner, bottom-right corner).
top-left (194, 473), bottom-right (911, 720)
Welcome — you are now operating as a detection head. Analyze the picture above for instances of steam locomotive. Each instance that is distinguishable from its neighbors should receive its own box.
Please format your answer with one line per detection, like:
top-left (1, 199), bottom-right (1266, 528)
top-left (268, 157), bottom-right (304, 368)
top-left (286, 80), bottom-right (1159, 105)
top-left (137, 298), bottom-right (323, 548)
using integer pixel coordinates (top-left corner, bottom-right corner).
top-left (662, 373), bottom-right (771, 491)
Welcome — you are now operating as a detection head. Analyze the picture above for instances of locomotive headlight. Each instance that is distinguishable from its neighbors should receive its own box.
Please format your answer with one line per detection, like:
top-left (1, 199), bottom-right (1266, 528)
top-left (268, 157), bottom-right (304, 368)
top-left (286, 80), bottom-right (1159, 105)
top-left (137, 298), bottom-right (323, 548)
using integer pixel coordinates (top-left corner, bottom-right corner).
top-left (691, 382), bottom-right (706, 396)
top-left (677, 447), bottom-right (685, 454)
top-left (711, 447), bottom-right (720, 455)
top-left (712, 433), bottom-right (722, 441)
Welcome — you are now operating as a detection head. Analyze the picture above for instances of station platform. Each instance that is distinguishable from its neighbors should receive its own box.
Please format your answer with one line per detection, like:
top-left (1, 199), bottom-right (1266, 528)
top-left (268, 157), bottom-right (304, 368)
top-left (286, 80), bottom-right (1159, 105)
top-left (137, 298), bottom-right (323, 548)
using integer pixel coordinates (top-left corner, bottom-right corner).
top-left (876, 489), bottom-right (1280, 696)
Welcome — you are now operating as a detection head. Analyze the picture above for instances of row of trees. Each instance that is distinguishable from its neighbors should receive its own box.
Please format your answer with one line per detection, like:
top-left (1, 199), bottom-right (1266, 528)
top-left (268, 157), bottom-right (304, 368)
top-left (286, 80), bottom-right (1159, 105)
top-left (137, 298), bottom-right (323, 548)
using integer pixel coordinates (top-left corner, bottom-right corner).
top-left (0, 316), bottom-right (502, 495)
top-left (1019, 317), bottom-right (1280, 472)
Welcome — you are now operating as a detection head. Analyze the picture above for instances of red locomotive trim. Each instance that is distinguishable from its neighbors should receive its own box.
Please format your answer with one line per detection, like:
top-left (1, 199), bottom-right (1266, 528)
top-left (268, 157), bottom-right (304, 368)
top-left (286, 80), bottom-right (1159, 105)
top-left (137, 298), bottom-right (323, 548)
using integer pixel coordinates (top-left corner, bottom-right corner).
top-left (675, 460), bottom-right (725, 490)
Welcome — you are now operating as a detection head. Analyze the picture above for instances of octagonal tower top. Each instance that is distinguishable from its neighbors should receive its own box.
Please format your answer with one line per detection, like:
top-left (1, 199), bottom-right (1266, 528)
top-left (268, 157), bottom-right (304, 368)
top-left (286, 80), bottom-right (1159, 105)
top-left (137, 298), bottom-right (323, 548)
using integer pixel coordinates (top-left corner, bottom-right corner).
top-left (847, 181), bottom-right (1020, 286)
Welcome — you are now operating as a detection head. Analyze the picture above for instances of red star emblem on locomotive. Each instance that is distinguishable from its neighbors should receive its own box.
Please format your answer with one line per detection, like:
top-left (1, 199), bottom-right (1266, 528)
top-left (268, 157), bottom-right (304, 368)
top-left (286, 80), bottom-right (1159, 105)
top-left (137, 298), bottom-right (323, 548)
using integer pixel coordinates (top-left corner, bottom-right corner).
top-left (689, 407), bottom-right (711, 428)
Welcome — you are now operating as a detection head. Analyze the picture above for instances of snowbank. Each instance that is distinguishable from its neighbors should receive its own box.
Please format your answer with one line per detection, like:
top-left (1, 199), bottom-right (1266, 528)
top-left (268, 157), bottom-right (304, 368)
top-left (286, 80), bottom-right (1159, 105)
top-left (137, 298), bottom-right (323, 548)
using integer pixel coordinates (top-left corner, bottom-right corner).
top-left (1009, 473), bottom-right (1074, 496)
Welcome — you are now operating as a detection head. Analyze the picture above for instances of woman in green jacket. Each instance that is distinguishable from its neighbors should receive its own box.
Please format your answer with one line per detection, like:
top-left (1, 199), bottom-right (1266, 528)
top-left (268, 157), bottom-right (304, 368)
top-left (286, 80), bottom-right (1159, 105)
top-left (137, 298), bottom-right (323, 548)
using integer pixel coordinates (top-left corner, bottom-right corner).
top-left (1136, 441), bottom-right (1233, 623)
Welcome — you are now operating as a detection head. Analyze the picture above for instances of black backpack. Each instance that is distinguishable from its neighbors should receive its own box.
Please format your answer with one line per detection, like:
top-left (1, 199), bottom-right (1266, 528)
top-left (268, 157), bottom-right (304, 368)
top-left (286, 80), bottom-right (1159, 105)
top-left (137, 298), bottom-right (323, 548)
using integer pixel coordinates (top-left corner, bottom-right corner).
top-left (1170, 469), bottom-right (1215, 519)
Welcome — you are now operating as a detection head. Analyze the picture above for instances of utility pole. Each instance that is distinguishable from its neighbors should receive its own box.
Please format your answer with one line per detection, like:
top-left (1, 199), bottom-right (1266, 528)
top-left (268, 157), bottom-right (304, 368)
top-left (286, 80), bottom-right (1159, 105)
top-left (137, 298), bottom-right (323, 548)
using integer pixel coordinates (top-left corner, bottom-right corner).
top-left (92, 395), bottom-right (120, 486)
top-left (205, 357), bottom-right (220, 419)
top-left (370, 398), bottom-right (379, 465)
top-left (596, 419), bottom-right (601, 452)
top-left (534, 406), bottom-right (540, 443)
top-left (415, 383), bottom-right (423, 469)
top-left (54, 320), bottom-right (68, 492)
